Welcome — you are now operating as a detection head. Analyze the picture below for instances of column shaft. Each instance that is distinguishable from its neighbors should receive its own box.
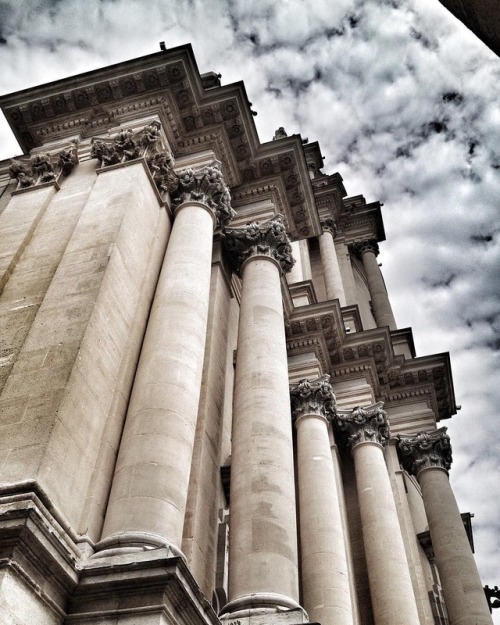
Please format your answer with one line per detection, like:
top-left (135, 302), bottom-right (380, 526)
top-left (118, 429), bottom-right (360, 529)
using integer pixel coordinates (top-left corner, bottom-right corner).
top-left (319, 231), bottom-right (347, 305)
top-left (353, 442), bottom-right (420, 625)
top-left (418, 468), bottom-right (493, 625)
top-left (296, 414), bottom-right (352, 625)
top-left (361, 250), bottom-right (396, 330)
top-left (299, 239), bottom-right (313, 280)
top-left (99, 200), bottom-right (215, 553)
top-left (226, 256), bottom-right (300, 612)
top-left (287, 240), bottom-right (304, 284)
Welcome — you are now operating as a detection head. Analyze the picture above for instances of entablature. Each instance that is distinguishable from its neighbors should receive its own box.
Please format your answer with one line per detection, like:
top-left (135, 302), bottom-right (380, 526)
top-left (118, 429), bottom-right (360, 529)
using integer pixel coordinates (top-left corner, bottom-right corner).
top-left (340, 194), bottom-right (386, 244)
top-left (284, 300), bottom-right (456, 424)
top-left (0, 44), bottom-right (320, 242)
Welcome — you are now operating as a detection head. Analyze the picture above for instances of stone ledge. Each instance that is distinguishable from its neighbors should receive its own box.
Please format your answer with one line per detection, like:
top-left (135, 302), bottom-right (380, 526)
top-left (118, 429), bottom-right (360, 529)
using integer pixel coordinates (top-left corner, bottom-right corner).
top-left (67, 549), bottom-right (221, 625)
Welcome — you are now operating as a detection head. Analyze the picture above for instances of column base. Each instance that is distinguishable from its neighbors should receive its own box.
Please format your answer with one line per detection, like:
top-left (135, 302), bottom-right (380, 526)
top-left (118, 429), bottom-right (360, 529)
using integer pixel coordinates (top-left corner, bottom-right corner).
top-left (93, 531), bottom-right (186, 560)
top-left (220, 594), bottom-right (308, 623)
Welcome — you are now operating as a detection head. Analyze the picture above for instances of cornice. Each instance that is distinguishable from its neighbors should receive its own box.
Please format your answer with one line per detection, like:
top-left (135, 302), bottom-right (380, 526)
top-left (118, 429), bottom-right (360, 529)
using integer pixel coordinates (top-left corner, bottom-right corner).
top-left (340, 195), bottom-right (386, 244)
top-left (0, 45), bottom-right (320, 242)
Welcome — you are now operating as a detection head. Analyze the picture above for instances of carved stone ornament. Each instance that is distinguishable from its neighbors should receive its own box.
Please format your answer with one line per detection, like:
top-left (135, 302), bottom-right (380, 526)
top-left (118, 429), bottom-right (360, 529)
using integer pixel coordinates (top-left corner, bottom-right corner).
top-left (273, 127), bottom-right (288, 140)
top-left (147, 152), bottom-right (179, 194)
top-left (335, 403), bottom-right (390, 448)
top-left (397, 427), bottom-right (452, 476)
top-left (170, 163), bottom-right (235, 227)
top-left (290, 374), bottom-right (337, 422)
top-left (90, 122), bottom-right (179, 195)
top-left (223, 215), bottom-right (295, 275)
top-left (9, 142), bottom-right (79, 190)
top-left (321, 217), bottom-right (337, 237)
top-left (350, 238), bottom-right (380, 259)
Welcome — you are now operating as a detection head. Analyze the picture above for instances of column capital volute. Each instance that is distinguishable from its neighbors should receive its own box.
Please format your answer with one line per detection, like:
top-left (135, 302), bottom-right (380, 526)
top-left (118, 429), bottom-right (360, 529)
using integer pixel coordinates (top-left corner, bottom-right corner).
top-left (350, 238), bottom-right (380, 260)
top-left (223, 215), bottom-right (295, 276)
top-left (320, 217), bottom-right (337, 237)
top-left (170, 162), bottom-right (235, 228)
top-left (335, 402), bottom-right (390, 449)
top-left (397, 427), bottom-right (452, 476)
top-left (290, 374), bottom-right (336, 424)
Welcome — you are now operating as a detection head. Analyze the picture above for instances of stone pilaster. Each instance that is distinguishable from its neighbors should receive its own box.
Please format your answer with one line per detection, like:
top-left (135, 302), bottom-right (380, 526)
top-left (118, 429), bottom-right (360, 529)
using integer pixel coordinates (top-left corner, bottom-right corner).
top-left (350, 239), bottom-right (396, 330)
top-left (290, 376), bottom-right (353, 625)
top-left (319, 218), bottom-right (347, 306)
top-left (335, 405), bottom-right (420, 625)
top-left (220, 217), bottom-right (304, 619)
top-left (398, 429), bottom-right (493, 625)
top-left (97, 163), bottom-right (234, 558)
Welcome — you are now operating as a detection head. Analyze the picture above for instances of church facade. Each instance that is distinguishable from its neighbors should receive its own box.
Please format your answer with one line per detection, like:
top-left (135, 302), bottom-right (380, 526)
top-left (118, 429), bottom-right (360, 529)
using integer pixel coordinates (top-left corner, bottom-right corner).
top-left (0, 45), bottom-right (492, 625)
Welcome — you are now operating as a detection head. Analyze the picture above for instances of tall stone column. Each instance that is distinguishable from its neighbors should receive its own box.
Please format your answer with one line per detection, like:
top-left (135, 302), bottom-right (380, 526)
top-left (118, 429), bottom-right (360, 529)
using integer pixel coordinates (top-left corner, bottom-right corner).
top-left (319, 218), bottom-right (347, 306)
top-left (398, 428), bottom-right (493, 625)
top-left (351, 239), bottom-right (396, 330)
top-left (221, 217), bottom-right (304, 618)
top-left (336, 405), bottom-right (420, 625)
top-left (96, 163), bottom-right (234, 557)
top-left (290, 376), bottom-right (353, 625)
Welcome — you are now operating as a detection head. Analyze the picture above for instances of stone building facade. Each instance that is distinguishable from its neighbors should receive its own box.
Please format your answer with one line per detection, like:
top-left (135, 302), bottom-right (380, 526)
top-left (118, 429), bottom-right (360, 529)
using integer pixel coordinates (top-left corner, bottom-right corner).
top-left (0, 45), bottom-right (492, 625)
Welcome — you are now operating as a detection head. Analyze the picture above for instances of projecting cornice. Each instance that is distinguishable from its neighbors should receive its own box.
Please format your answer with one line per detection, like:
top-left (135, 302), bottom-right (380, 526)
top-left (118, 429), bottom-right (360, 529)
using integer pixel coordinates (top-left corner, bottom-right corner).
top-left (0, 44), bottom-right (320, 240)
top-left (340, 195), bottom-right (386, 244)
top-left (284, 299), bottom-right (456, 423)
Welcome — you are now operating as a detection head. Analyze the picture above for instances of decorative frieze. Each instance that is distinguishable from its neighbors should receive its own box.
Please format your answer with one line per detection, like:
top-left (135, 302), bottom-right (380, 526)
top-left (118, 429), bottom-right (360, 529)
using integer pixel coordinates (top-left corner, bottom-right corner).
top-left (223, 215), bottom-right (295, 275)
top-left (171, 163), bottom-right (235, 227)
top-left (290, 374), bottom-right (337, 422)
top-left (397, 427), bottom-right (452, 475)
top-left (335, 403), bottom-right (390, 448)
top-left (8, 142), bottom-right (79, 190)
top-left (350, 238), bottom-right (379, 259)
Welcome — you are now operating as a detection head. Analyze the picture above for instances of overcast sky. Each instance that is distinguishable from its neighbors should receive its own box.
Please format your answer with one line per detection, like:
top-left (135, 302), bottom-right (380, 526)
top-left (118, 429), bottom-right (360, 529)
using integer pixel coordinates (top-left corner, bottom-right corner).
top-left (0, 0), bottom-right (499, 616)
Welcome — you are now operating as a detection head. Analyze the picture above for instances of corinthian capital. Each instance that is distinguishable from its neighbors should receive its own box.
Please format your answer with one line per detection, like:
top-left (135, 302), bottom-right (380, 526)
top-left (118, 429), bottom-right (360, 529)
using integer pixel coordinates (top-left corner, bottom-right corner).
top-left (290, 375), bottom-right (336, 422)
top-left (350, 238), bottom-right (379, 259)
top-left (223, 215), bottom-right (295, 275)
top-left (171, 163), bottom-right (235, 227)
top-left (320, 217), bottom-right (337, 237)
top-left (397, 427), bottom-right (452, 475)
top-left (335, 403), bottom-right (389, 448)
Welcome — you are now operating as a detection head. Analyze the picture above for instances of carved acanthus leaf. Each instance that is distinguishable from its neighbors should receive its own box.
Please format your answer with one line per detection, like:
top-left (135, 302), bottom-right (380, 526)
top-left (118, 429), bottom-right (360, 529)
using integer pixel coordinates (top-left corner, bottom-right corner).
top-left (9, 142), bottom-right (79, 190)
top-left (90, 121), bottom-right (165, 168)
top-left (8, 160), bottom-right (36, 188)
top-left (350, 238), bottom-right (380, 259)
top-left (146, 152), bottom-right (179, 194)
top-left (397, 427), bottom-right (452, 475)
top-left (171, 163), bottom-right (234, 227)
top-left (223, 215), bottom-right (295, 275)
top-left (321, 217), bottom-right (337, 237)
top-left (57, 143), bottom-right (79, 176)
top-left (335, 403), bottom-right (389, 448)
top-left (290, 375), bottom-right (337, 421)
top-left (90, 122), bottom-right (178, 196)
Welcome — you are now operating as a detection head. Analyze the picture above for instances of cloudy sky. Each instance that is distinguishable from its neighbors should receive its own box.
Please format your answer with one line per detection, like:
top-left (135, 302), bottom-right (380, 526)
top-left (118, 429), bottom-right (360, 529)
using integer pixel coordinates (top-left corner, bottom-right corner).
top-left (0, 0), bottom-right (499, 616)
